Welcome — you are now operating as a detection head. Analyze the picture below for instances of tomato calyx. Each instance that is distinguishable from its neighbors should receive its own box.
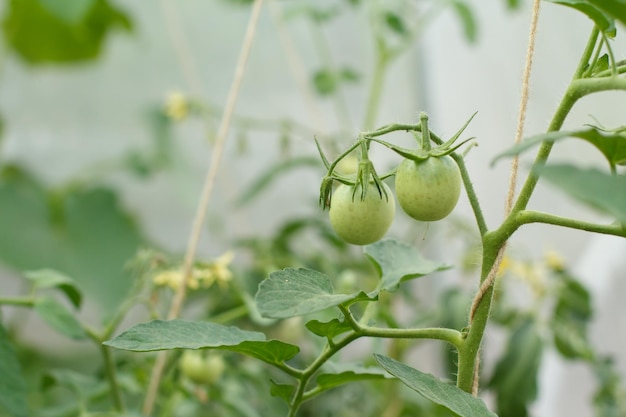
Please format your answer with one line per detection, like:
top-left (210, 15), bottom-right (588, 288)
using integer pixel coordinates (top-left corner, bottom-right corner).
top-left (367, 112), bottom-right (477, 162)
top-left (316, 137), bottom-right (392, 210)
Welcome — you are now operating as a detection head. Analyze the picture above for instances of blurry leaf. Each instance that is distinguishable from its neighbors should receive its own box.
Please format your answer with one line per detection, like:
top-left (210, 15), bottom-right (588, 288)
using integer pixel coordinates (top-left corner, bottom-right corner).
top-left (104, 320), bottom-right (300, 367)
top-left (305, 318), bottom-right (352, 339)
top-left (24, 269), bottom-right (82, 308)
top-left (452, 1), bottom-right (477, 43)
top-left (313, 69), bottom-right (337, 95)
top-left (270, 380), bottom-right (294, 403)
top-left (505, 0), bottom-right (522, 9)
top-left (546, 1), bottom-right (615, 34)
top-left (364, 239), bottom-right (451, 293)
top-left (236, 157), bottom-right (320, 207)
top-left (586, 0), bottom-right (626, 28)
top-left (375, 354), bottom-right (497, 417)
top-left (339, 66), bottom-right (360, 82)
top-left (0, 322), bottom-right (28, 417)
top-left (384, 12), bottom-right (408, 35)
top-left (592, 357), bottom-right (626, 416)
top-left (2, 0), bottom-right (132, 64)
top-left (38, 0), bottom-right (96, 23)
top-left (316, 362), bottom-right (390, 392)
top-left (552, 274), bottom-right (594, 359)
top-left (256, 268), bottom-right (373, 319)
top-left (0, 166), bottom-right (147, 315)
top-left (34, 297), bottom-right (86, 340)
top-left (488, 317), bottom-right (543, 417)
top-left (536, 164), bottom-right (626, 226)
top-left (491, 128), bottom-right (626, 168)
top-left (438, 289), bottom-right (470, 379)
top-left (42, 369), bottom-right (103, 397)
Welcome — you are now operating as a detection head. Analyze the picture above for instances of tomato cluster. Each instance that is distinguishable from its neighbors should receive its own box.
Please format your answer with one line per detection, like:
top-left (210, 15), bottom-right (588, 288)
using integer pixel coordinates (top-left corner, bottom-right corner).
top-left (327, 155), bottom-right (462, 245)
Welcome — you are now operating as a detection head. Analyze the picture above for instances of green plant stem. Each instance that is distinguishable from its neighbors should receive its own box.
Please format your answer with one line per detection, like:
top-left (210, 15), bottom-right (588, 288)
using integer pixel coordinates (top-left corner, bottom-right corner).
top-left (0, 297), bottom-right (34, 307)
top-left (516, 210), bottom-right (626, 237)
top-left (363, 41), bottom-right (391, 131)
top-left (573, 27), bottom-right (600, 79)
top-left (100, 344), bottom-right (125, 412)
top-left (456, 26), bottom-right (626, 393)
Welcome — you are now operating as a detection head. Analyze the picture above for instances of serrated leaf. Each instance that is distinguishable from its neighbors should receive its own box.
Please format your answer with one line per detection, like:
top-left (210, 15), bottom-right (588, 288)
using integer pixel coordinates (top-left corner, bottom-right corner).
top-left (491, 128), bottom-right (626, 168)
top-left (536, 164), bottom-right (626, 226)
top-left (104, 320), bottom-right (265, 350)
top-left (0, 322), bottom-right (28, 417)
top-left (104, 320), bottom-right (299, 367)
top-left (375, 354), bottom-right (497, 417)
top-left (256, 268), bottom-right (372, 319)
top-left (305, 318), bottom-right (352, 339)
top-left (24, 269), bottom-right (82, 308)
top-left (316, 362), bottom-right (390, 391)
top-left (452, 1), bottom-right (477, 43)
top-left (233, 340), bottom-right (300, 365)
top-left (364, 239), bottom-right (450, 293)
top-left (488, 317), bottom-right (542, 417)
top-left (34, 297), bottom-right (86, 340)
top-left (546, 0), bottom-right (615, 34)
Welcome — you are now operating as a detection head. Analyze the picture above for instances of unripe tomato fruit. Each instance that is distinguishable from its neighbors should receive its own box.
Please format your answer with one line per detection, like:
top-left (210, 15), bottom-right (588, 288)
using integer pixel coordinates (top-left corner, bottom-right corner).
top-left (179, 351), bottom-right (226, 385)
top-left (394, 156), bottom-right (461, 221)
top-left (329, 183), bottom-right (395, 245)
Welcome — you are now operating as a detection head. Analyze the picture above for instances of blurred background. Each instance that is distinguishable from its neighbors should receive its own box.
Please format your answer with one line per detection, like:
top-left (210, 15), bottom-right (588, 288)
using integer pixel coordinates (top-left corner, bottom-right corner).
top-left (1, 0), bottom-right (625, 416)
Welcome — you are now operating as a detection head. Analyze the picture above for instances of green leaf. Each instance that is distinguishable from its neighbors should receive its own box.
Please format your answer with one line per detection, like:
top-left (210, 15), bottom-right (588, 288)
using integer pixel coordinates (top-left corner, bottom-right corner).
top-left (236, 157), bottom-right (321, 207)
top-left (104, 320), bottom-right (265, 351)
top-left (551, 274), bottom-right (594, 359)
top-left (488, 317), bottom-right (543, 417)
top-left (546, 0), bottom-right (615, 34)
top-left (384, 12), bottom-right (408, 35)
top-left (536, 164), bottom-right (626, 226)
top-left (104, 320), bottom-right (299, 366)
top-left (375, 354), bottom-right (497, 417)
top-left (305, 318), bottom-right (352, 339)
top-left (0, 166), bottom-right (147, 315)
top-left (256, 268), bottom-right (372, 319)
top-left (24, 269), bottom-right (82, 308)
top-left (0, 322), bottom-right (28, 417)
top-left (339, 67), bottom-right (360, 82)
top-left (586, 0), bottom-right (626, 28)
top-left (2, 0), bottom-right (132, 64)
top-left (491, 128), bottom-right (626, 168)
top-left (42, 369), bottom-right (104, 397)
top-left (232, 340), bottom-right (300, 365)
top-left (38, 0), bottom-right (96, 24)
top-left (452, 1), bottom-right (477, 43)
top-left (312, 69), bottom-right (337, 95)
top-left (364, 239), bottom-right (450, 293)
top-left (270, 380), bottom-right (294, 403)
top-left (34, 297), bottom-right (86, 340)
top-left (316, 362), bottom-right (390, 391)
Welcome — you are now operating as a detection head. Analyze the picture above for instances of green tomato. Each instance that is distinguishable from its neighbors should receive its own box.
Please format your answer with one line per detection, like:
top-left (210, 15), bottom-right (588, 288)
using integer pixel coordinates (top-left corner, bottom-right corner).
top-left (329, 183), bottom-right (395, 245)
top-left (179, 351), bottom-right (225, 385)
top-left (394, 156), bottom-right (461, 221)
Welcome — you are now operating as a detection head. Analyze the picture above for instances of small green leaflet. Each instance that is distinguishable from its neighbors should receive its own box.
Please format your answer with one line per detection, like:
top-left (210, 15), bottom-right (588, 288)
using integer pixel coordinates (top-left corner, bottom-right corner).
top-left (34, 297), bottom-right (86, 340)
top-left (24, 269), bottom-right (82, 308)
top-left (365, 239), bottom-right (451, 293)
top-left (375, 354), bottom-right (497, 417)
top-left (256, 268), bottom-right (373, 319)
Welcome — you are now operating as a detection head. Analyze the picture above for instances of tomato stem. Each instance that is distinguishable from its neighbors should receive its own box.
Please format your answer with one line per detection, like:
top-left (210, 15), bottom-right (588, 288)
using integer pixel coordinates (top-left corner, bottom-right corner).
top-left (419, 112), bottom-right (431, 151)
